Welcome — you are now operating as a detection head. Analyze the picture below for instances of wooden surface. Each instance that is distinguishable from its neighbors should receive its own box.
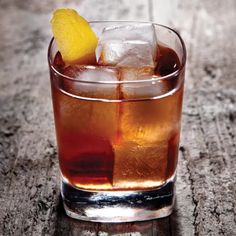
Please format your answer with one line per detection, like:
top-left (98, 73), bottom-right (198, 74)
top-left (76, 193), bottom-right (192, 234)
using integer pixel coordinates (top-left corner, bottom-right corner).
top-left (0, 0), bottom-right (235, 235)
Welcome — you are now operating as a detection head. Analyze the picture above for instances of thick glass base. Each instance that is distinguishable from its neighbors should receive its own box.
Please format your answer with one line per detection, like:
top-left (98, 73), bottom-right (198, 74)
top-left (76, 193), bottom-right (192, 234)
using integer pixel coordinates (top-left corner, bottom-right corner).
top-left (61, 179), bottom-right (175, 223)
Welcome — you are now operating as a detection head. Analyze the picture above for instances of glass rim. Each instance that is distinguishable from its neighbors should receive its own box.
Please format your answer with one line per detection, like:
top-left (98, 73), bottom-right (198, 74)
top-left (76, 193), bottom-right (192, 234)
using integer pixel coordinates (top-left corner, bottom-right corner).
top-left (48, 21), bottom-right (186, 85)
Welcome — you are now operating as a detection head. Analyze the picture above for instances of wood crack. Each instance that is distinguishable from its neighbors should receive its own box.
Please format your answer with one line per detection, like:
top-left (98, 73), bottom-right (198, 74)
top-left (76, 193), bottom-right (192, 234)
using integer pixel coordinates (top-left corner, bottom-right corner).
top-left (179, 146), bottom-right (198, 236)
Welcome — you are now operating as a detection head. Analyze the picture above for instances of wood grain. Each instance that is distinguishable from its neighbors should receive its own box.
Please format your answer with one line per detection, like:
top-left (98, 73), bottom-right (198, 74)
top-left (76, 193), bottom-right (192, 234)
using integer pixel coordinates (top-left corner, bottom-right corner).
top-left (0, 0), bottom-right (235, 235)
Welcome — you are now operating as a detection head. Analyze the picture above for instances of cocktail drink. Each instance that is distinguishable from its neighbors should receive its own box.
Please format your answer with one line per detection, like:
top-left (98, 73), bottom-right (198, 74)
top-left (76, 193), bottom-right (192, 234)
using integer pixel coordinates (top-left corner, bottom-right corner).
top-left (48, 9), bottom-right (186, 222)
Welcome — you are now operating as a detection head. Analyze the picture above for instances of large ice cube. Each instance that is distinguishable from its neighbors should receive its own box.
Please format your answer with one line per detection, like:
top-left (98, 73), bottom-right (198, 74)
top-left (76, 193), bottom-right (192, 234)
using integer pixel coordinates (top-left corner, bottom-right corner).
top-left (113, 141), bottom-right (168, 189)
top-left (96, 23), bottom-right (158, 67)
top-left (100, 23), bottom-right (157, 53)
top-left (58, 66), bottom-right (119, 139)
top-left (97, 40), bottom-right (155, 67)
top-left (62, 66), bottom-right (119, 99)
top-left (122, 76), bottom-right (173, 98)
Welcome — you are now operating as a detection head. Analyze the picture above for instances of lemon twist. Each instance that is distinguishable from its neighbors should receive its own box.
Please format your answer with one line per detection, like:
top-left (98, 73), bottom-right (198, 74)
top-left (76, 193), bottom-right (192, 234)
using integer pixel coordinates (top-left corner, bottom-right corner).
top-left (51, 9), bottom-right (98, 63)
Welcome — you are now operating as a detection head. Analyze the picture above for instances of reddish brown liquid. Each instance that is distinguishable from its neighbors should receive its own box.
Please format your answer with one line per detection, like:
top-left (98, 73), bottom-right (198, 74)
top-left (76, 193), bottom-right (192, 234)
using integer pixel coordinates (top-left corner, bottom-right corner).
top-left (51, 45), bottom-right (183, 190)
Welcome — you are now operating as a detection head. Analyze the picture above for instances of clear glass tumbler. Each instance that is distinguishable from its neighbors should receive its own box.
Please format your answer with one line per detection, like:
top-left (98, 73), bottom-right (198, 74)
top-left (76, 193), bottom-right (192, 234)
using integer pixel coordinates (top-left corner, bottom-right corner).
top-left (48, 22), bottom-right (186, 222)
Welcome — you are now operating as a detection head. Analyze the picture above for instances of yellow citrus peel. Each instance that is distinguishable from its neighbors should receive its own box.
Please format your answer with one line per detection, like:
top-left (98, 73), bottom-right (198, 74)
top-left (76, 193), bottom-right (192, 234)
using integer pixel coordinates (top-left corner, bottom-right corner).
top-left (50, 9), bottom-right (98, 63)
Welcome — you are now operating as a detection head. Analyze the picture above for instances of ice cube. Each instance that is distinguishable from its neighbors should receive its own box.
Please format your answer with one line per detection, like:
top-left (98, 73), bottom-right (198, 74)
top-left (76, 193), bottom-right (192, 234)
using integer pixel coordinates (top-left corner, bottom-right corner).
top-left (122, 76), bottom-right (172, 99)
top-left (58, 66), bottom-right (119, 139)
top-left (97, 40), bottom-right (155, 67)
top-left (113, 141), bottom-right (168, 189)
top-left (75, 66), bottom-right (118, 82)
top-left (119, 67), bottom-right (154, 81)
top-left (100, 23), bottom-right (157, 54)
top-left (58, 89), bottom-right (118, 141)
top-left (62, 66), bottom-right (119, 99)
top-left (96, 23), bottom-right (158, 67)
